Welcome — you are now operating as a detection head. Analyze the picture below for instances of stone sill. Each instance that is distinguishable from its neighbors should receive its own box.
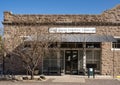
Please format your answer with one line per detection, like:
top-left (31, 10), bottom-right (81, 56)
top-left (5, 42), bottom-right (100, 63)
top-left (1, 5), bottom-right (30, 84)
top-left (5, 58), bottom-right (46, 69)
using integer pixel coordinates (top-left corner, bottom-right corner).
top-left (111, 48), bottom-right (120, 51)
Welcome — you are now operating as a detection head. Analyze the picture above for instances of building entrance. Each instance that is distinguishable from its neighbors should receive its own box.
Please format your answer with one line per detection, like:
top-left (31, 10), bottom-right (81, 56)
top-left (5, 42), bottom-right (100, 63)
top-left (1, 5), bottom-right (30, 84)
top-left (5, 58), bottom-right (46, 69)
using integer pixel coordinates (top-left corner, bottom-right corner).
top-left (65, 50), bottom-right (78, 74)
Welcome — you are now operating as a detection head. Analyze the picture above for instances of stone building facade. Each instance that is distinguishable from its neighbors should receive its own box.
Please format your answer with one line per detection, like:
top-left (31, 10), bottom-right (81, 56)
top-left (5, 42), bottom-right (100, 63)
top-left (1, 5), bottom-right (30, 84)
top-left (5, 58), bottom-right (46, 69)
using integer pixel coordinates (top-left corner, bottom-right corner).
top-left (2, 5), bottom-right (120, 76)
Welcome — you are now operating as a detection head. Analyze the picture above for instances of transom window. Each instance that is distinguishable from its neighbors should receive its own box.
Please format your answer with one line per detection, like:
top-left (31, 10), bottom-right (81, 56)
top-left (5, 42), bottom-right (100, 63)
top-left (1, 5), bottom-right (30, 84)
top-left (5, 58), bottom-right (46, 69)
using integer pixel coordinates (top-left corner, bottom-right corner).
top-left (60, 42), bottom-right (83, 48)
top-left (112, 38), bottom-right (120, 49)
top-left (60, 42), bottom-right (101, 48)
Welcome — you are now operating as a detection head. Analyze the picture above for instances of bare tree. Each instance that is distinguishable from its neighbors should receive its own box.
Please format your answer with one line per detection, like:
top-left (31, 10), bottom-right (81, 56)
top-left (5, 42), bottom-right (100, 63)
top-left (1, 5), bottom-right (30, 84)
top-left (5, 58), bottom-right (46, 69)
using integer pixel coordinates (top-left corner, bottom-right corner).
top-left (1, 25), bottom-right (60, 79)
top-left (0, 36), bottom-right (3, 73)
top-left (11, 32), bottom-right (59, 79)
top-left (0, 35), bottom-right (8, 75)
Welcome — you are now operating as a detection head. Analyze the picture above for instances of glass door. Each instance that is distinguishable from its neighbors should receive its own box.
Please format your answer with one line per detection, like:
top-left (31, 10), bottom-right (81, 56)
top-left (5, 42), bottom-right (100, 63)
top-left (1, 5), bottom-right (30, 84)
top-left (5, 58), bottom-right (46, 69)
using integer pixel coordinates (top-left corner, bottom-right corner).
top-left (71, 50), bottom-right (78, 74)
top-left (65, 50), bottom-right (78, 74)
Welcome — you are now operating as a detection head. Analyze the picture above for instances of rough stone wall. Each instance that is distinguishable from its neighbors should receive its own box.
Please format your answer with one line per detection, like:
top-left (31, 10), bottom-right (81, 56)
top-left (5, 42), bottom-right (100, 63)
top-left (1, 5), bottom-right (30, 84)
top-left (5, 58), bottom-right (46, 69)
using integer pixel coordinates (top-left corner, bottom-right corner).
top-left (97, 26), bottom-right (120, 76)
top-left (102, 5), bottom-right (120, 22)
top-left (101, 42), bottom-right (120, 76)
top-left (3, 5), bottom-right (120, 25)
top-left (114, 51), bottom-right (120, 76)
top-left (3, 5), bottom-right (120, 75)
top-left (4, 25), bottom-right (48, 52)
top-left (101, 42), bottom-right (113, 75)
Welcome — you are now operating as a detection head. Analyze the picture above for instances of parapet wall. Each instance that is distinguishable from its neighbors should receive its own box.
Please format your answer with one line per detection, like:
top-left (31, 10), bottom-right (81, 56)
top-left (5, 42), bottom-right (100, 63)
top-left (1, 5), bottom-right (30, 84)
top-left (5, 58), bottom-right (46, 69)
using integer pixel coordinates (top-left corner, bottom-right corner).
top-left (3, 5), bottom-right (120, 25)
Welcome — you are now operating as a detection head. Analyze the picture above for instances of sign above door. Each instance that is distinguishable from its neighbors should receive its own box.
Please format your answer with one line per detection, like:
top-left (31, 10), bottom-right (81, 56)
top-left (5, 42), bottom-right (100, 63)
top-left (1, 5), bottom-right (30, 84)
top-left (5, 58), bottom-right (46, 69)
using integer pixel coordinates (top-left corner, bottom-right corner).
top-left (49, 27), bottom-right (96, 33)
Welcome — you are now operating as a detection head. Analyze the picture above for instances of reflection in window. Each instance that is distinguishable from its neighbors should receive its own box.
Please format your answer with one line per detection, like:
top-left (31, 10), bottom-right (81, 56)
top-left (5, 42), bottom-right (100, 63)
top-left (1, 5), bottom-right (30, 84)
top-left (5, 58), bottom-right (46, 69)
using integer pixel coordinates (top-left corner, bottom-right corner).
top-left (60, 42), bottom-right (83, 48)
top-left (86, 42), bottom-right (100, 48)
top-left (86, 50), bottom-right (100, 71)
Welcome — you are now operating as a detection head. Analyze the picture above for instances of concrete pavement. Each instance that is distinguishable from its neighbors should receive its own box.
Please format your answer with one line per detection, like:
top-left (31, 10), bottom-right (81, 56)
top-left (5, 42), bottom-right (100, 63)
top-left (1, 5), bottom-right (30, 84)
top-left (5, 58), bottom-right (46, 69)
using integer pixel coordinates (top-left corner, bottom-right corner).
top-left (0, 79), bottom-right (120, 85)
top-left (0, 75), bottom-right (120, 85)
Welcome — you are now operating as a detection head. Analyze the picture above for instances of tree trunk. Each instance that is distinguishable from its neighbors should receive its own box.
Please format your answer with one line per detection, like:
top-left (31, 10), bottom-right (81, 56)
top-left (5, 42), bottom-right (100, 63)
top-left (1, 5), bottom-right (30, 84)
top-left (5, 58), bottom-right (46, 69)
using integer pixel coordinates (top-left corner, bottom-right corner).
top-left (26, 70), bottom-right (28, 76)
top-left (30, 70), bottom-right (34, 80)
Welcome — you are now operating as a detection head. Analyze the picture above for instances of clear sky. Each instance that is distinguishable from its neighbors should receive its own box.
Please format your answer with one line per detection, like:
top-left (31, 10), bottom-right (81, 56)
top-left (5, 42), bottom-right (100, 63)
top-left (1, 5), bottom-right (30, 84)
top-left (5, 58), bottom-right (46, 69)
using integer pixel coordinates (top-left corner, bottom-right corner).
top-left (0, 0), bottom-right (120, 28)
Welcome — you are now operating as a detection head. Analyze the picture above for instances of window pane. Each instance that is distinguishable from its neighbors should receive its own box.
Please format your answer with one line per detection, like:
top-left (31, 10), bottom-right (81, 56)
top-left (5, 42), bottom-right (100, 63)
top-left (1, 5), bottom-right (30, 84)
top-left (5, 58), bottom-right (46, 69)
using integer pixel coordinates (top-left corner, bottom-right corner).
top-left (112, 38), bottom-right (120, 48)
top-left (60, 42), bottom-right (83, 48)
top-left (86, 42), bottom-right (100, 48)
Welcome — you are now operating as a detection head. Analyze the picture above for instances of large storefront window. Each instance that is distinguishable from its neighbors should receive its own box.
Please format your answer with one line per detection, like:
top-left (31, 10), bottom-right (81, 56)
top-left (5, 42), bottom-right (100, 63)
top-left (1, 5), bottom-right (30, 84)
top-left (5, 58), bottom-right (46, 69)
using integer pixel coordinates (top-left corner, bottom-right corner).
top-left (42, 42), bottom-right (101, 75)
top-left (86, 50), bottom-right (100, 71)
top-left (43, 50), bottom-right (61, 75)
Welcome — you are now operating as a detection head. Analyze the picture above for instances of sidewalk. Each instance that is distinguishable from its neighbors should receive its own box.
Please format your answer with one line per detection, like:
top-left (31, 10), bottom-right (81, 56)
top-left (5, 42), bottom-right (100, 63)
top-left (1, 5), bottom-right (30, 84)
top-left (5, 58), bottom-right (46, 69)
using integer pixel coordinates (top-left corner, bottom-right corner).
top-left (0, 75), bottom-right (120, 85)
top-left (0, 74), bottom-right (115, 82)
top-left (46, 75), bottom-right (85, 83)
top-left (46, 75), bottom-right (113, 79)
top-left (45, 75), bottom-right (113, 83)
